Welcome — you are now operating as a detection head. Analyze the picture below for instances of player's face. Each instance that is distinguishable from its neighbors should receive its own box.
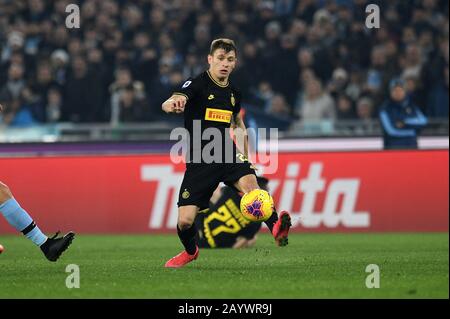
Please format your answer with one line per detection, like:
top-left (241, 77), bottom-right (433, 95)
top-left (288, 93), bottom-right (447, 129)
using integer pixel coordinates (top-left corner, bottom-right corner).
top-left (208, 49), bottom-right (236, 80)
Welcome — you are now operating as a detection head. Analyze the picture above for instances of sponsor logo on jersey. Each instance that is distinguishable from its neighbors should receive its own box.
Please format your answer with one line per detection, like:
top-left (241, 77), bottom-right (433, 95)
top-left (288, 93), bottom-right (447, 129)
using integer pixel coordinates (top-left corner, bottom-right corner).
top-left (182, 189), bottom-right (190, 199)
top-left (208, 94), bottom-right (215, 100)
top-left (205, 108), bottom-right (232, 123)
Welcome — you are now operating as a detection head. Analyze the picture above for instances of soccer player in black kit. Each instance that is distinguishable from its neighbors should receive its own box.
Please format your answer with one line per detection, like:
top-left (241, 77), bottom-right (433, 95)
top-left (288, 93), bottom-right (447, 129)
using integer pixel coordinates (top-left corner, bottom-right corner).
top-left (162, 39), bottom-right (291, 268)
top-left (196, 177), bottom-right (270, 249)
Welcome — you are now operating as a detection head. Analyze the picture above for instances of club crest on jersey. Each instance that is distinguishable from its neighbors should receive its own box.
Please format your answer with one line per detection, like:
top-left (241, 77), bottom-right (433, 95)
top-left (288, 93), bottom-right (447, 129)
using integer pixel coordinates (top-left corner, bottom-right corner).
top-left (182, 80), bottom-right (192, 88)
top-left (231, 93), bottom-right (235, 106)
top-left (182, 189), bottom-right (190, 199)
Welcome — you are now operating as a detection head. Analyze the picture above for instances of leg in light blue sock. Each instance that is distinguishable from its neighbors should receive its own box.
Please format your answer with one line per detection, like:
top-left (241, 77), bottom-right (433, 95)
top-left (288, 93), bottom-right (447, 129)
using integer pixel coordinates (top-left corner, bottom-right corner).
top-left (0, 185), bottom-right (48, 246)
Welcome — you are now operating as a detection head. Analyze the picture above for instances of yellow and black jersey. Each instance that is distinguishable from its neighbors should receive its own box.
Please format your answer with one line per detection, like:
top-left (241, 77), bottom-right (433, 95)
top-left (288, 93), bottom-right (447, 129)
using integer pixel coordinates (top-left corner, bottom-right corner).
top-left (173, 71), bottom-right (242, 163)
top-left (195, 186), bottom-right (261, 248)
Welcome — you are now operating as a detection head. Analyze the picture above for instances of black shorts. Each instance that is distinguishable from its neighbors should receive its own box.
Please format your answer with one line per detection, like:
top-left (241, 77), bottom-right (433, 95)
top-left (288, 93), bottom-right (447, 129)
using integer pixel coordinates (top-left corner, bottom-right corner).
top-left (177, 162), bottom-right (256, 210)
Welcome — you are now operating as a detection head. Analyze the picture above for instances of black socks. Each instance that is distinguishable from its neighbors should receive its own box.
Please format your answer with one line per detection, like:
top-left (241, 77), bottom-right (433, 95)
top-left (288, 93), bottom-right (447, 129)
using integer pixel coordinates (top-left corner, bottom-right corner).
top-left (177, 224), bottom-right (198, 255)
top-left (264, 210), bottom-right (279, 233)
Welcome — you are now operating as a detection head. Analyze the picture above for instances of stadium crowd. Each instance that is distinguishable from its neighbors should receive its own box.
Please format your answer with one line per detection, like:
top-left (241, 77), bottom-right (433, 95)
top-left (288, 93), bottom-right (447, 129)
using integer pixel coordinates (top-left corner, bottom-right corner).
top-left (0, 0), bottom-right (448, 130)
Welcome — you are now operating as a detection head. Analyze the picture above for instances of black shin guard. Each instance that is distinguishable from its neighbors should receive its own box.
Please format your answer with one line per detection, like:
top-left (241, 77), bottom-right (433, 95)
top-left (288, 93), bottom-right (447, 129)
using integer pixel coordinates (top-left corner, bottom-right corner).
top-left (21, 221), bottom-right (37, 235)
top-left (264, 210), bottom-right (279, 233)
top-left (177, 224), bottom-right (197, 255)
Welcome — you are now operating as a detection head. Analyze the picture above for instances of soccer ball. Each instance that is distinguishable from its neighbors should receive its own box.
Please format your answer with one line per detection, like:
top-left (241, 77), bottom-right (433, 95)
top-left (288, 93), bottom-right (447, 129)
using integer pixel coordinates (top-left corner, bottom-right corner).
top-left (240, 189), bottom-right (274, 222)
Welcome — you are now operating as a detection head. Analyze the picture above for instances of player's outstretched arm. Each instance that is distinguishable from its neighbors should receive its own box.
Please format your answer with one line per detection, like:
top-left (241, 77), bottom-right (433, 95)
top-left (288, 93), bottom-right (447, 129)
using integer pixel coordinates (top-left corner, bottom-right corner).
top-left (162, 94), bottom-right (187, 114)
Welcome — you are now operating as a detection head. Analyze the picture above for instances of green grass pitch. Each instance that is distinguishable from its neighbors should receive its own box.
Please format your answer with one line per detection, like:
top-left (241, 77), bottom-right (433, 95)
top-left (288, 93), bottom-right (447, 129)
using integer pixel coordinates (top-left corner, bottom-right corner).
top-left (0, 233), bottom-right (448, 298)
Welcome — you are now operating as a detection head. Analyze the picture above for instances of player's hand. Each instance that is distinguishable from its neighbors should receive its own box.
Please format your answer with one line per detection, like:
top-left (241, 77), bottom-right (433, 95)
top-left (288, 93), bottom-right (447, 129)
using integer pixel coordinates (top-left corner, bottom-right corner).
top-left (162, 95), bottom-right (187, 114)
top-left (173, 96), bottom-right (186, 113)
top-left (232, 237), bottom-right (249, 249)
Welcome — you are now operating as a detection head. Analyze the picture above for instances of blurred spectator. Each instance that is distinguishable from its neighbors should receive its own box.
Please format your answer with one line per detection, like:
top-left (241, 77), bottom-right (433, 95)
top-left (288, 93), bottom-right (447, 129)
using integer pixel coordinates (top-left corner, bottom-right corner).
top-left (30, 62), bottom-right (55, 107)
top-left (379, 78), bottom-right (427, 149)
top-left (270, 33), bottom-right (299, 105)
top-left (0, 63), bottom-right (26, 101)
top-left (297, 48), bottom-right (318, 79)
top-left (148, 58), bottom-right (178, 119)
top-left (232, 43), bottom-right (262, 99)
top-left (17, 87), bottom-right (42, 125)
top-left (345, 68), bottom-right (363, 101)
top-left (364, 46), bottom-right (395, 106)
top-left (50, 49), bottom-right (70, 86)
top-left (295, 78), bottom-right (336, 122)
top-left (1, 31), bottom-right (25, 65)
top-left (404, 73), bottom-right (427, 112)
top-left (116, 84), bottom-right (149, 123)
top-left (421, 36), bottom-right (449, 118)
top-left (356, 96), bottom-right (375, 121)
top-left (400, 44), bottom-right (424, 80)
top-left (0, 0), bottom-right (447, 128)
top-left (45, 87), bottom-right (63, 123)
top-left (130, 32), bottom-right (158, 86)
top-left (266, 94), bottom-right (291, 118)
top-left (328, 68), bottom-right (349, 98)
top-left (0, 87), bottom-right (40, 127)
top-left (63, 56), bottom-right (104, 122)
top-left (109, 67), bottom-right (147, 125)
top-left (275, 0), bottom-right (296, 18)
top-left (336, 93), bottom-right (357, 120)
top-left (0, 98), bottom-right (20, 126)
top-left (250, 81), bottom-right (275, 111)
top-left (293, 67), bottom-right (316, 112)
top-left (182, 47), bottom-right (204, 80)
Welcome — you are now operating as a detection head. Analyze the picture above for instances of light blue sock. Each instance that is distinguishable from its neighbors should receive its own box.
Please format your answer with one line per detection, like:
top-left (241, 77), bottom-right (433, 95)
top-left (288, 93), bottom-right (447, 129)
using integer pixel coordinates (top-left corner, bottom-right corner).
top-left (0, 198), bottom-right (48, 246)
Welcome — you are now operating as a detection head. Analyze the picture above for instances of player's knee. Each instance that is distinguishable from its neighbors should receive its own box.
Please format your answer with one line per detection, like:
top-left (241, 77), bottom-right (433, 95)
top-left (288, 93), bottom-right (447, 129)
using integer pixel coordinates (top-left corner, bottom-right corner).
top-left (178, 216), bottom-right (194, 230)
top-left (0, 182), bottom-right (13, 203)
top-left (238, 175), bottom-right (259, 193)
top-left (178, 205), bottom-right (197, 229)
top-left (240, 181), bottom-right (259, 194)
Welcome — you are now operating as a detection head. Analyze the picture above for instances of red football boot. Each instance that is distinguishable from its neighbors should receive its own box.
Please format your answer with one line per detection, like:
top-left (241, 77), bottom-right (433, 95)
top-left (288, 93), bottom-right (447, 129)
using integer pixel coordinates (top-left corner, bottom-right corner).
top-left (272, 211), bottom-right (292, 246)
top-left (164, 246), bottom-right (199, 268)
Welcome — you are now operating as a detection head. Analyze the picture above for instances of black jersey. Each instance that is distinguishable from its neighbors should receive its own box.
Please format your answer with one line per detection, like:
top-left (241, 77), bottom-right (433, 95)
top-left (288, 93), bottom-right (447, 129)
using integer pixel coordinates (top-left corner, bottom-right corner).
top-left (195, 186), bottom-right (262, 248)
top-left (173, 71), bottom-right (242, 164)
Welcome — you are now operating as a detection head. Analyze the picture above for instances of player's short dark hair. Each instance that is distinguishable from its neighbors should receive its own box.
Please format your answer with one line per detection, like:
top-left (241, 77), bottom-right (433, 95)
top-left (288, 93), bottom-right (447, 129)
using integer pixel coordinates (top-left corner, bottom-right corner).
top-left (209, 38), bottom-right (237, 55)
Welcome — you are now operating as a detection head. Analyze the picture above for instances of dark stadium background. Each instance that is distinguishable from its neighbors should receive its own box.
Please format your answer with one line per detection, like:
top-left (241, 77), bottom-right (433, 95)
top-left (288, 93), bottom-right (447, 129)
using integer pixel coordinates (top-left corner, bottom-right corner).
top-left (0, 0), bottom-right (448, 299)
